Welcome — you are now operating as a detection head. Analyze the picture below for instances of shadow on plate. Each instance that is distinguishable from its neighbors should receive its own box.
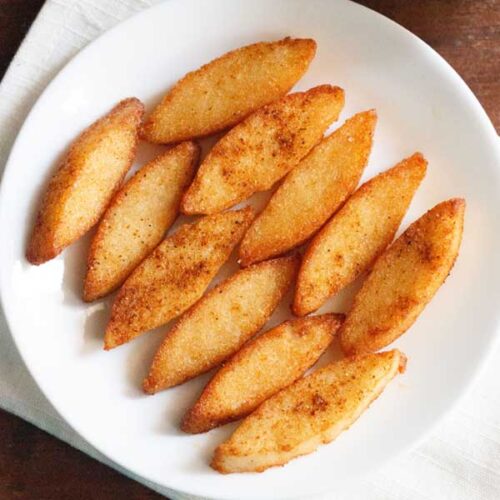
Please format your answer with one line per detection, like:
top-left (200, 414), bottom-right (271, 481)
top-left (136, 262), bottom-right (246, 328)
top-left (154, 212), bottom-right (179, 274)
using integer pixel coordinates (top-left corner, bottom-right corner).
top-left (177, 420), bottom-right (240, 475)
top-left (81, 301), bottom-right (110, 354)
top-left (151, 370), bottom-right (216, 436)
top-left (123, 325), bottom-right (170, 399)
top-left (61, 231), bottom-right (94, 306)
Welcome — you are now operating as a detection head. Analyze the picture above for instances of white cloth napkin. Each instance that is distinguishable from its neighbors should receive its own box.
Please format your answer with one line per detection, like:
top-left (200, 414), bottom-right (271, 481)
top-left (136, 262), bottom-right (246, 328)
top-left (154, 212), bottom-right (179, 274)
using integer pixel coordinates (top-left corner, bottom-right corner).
top-left (1, 1), bottom-right (499, 499)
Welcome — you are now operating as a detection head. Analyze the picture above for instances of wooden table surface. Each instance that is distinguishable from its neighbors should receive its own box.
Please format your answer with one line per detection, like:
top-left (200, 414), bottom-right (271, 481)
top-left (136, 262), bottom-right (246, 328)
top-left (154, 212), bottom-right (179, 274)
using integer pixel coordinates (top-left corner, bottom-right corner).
top-left (0, 1), bottom-right (498, 498)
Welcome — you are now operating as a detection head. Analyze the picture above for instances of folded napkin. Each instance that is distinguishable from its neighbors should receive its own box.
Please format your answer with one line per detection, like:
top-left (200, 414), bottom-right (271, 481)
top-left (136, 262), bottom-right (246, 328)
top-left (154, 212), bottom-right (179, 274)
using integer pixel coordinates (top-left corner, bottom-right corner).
top-left (1, 1), bottom-right (499, 499)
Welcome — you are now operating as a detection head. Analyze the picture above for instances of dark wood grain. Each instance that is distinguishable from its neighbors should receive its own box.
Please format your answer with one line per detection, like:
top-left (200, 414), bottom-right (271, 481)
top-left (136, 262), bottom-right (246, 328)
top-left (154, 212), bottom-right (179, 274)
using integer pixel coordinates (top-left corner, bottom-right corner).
top-left (0, 409), bottom-right (161, 500)
top-left (359, 0), bottom-right (500, 132)
top-left (0, 1), bottom-right (498, 499)
top-left (0, 0), bottom-right (45, 78)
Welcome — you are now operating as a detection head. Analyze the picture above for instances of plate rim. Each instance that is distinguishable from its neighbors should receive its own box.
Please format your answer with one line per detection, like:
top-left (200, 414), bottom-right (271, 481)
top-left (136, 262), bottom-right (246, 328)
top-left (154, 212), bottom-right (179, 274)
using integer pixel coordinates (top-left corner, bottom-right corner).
top-left (1, 0), bottom-right (500, 498)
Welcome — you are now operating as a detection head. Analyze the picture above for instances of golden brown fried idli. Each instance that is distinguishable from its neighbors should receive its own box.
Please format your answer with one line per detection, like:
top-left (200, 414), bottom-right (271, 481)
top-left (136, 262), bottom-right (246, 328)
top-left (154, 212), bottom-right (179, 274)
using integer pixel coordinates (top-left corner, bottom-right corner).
top-left (212, 350), bottom-right (406, 473)
top-left (294, 153), bottom-right (427, 316)
top-left (181, 85), bottom-right (345, 215)
top-left (143, 255), bottom-right (299, 393)
top-left (27, 98), bottom-right (144, 264)
top-left (141, 38), bottom-right (316, 144)
top-left (340, 198), bottom-right (465, 355)
top-left (84, 142), bottom-right (199, 301)
top-left (104, 207), bottom-right (254, 349)
top-left (182, 314), bottom-right (343, 434)
top-left (240, 110), bottom-right (376, 266)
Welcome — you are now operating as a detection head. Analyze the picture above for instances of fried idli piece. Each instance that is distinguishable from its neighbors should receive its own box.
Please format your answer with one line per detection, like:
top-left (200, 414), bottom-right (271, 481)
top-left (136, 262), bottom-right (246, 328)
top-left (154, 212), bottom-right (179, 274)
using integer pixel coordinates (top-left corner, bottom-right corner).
top-left (239, 110), bottom-right (376, 266)
top-left (26, 98), bottom-right (144, 265)
top-left (84, 142), bottom-right (199, 302)
top-left (141, 38), bottom-right (316, 144)
top-left (143, 255), bottom-right (299, 393)
top-left (294, 153), bottom-right (427, 316)
top-left (104, 207), bottom-right (254, 349)
top-left (182, 314), bottom-right (343, 434)
top-left (340, 198), bottom-right (465, 355)
top-left (212, 349), bottom-right (406, 473)
top-left (181, 85), bottom-right (345, 215)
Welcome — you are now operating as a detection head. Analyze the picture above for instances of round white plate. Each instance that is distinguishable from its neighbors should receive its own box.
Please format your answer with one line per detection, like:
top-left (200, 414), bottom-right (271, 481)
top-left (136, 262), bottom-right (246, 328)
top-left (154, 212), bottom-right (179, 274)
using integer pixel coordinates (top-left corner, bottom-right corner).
top-left (1, 0), bottom-right (499, 499)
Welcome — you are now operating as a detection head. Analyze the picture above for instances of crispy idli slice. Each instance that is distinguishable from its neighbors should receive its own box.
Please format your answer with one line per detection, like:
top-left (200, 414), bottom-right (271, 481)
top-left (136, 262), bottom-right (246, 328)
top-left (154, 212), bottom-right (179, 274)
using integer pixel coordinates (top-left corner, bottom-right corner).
top-left (143, 255), bottom-right (299, 393)
top-left (182, 314), bottom-right (343, 433)
top-left (240, 110), bottom-right (376, 266)
top-left (294, 153), bottom-right (427, 316)
top-left (340, 198), bottom-right (465, 355)
top-left (212, 350), bottom-right (406, 473)
top-left (181, 85), bottom-right (345, 215)
top-left (104, 207), bottom-right (254, 349)
top-left (27, 98), bottom-right (144, 264)
top-left (141, 38), bottom-right (316, 144)
top-left (84, 141), bottom-right (199, 301)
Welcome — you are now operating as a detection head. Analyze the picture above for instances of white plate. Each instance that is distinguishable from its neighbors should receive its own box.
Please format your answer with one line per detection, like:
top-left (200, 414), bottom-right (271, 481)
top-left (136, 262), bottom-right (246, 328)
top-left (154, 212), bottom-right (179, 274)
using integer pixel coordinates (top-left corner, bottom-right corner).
top-left (1, 0), bottom-right (499, 498)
